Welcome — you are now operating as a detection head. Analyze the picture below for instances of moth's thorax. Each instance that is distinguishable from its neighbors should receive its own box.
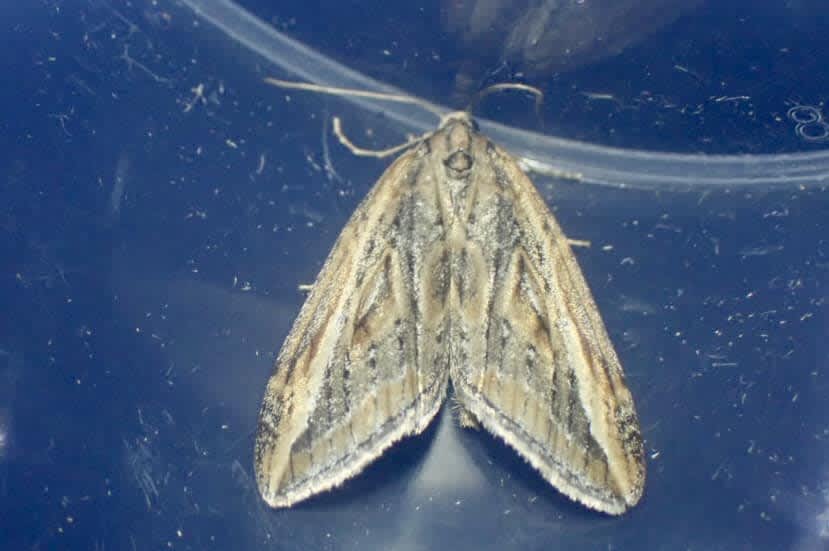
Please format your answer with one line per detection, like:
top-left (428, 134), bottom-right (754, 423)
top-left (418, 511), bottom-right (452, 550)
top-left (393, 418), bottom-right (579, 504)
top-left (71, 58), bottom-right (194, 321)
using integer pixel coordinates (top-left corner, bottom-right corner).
top-left (428, 113), bottom-right (487, 229)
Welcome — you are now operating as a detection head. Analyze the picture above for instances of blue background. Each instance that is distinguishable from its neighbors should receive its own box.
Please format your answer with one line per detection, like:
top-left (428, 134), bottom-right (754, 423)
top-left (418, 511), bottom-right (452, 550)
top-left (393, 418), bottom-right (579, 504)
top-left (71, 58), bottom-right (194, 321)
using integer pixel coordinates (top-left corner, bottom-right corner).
top-left (1, 1), bottom-right (827, 549)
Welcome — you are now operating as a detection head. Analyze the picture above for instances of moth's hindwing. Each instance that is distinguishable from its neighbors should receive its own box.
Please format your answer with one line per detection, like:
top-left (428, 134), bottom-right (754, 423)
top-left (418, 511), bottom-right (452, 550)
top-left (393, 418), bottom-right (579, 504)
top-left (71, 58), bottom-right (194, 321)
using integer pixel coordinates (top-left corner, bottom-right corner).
top-left (255, 112), bottom-right (645, 514)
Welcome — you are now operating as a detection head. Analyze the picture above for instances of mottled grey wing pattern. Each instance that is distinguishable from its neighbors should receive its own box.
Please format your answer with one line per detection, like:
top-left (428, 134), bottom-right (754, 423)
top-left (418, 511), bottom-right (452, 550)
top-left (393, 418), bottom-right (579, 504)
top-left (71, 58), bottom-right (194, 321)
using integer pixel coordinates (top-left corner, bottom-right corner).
top-left (254, 141), bottom-right (450, 507)
top-left (444, 127), bottom-right (645, 514)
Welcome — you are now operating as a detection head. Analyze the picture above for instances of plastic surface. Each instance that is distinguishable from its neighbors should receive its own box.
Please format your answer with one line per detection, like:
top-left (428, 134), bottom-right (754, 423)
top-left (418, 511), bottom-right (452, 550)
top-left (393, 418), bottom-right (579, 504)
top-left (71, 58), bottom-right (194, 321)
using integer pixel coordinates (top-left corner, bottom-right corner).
top-left (2, 1), bottom-right (827, 549)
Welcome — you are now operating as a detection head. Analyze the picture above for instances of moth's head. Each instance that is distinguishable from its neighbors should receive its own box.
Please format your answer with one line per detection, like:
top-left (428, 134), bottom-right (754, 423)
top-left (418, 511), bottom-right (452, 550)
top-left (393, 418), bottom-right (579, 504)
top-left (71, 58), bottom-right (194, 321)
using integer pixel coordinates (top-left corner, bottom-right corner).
top-left (438, 111), bottom-right (479, 132)
top-left (432, 111), bottom-right (482, 180)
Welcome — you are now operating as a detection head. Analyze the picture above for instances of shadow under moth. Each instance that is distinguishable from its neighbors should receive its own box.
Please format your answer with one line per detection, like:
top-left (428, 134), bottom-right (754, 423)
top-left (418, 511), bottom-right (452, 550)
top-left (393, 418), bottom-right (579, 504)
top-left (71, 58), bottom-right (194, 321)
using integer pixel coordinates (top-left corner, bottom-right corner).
top-left (254, 103), bottom-right (645, 515)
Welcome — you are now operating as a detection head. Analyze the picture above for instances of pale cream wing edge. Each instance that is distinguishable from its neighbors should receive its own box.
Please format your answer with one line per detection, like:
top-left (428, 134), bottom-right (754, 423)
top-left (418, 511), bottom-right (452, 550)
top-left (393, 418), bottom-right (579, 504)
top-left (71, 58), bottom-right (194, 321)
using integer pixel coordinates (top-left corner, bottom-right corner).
top-left (254, 147), bottom-right (447, 508)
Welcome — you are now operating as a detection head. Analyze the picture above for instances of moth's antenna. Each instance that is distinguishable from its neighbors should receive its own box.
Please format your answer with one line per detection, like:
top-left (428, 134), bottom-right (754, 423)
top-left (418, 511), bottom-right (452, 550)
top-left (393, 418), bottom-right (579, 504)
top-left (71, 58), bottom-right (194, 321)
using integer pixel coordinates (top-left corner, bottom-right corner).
top-left (264, 78), bottom-right (442, 158)
top-left (467, 82), bottom-right (544, 121)
top-left (264, 78), bottom-right (445, 119)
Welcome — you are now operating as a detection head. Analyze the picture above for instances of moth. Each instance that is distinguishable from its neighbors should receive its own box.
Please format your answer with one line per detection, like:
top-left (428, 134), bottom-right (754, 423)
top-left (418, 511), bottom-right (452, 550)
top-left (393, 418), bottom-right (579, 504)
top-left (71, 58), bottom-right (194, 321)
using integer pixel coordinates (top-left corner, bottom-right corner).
top-left (255, 98), bottom-right (646, 515)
